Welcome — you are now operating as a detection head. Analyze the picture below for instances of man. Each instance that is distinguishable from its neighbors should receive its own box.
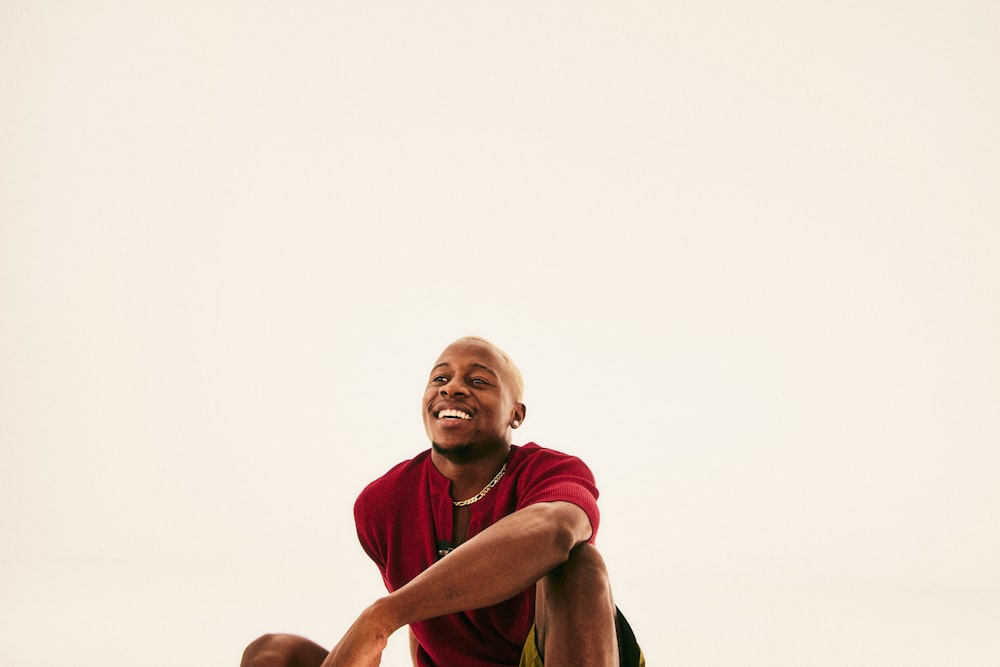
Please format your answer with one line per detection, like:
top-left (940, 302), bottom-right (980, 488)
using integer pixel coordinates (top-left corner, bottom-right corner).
top-left (242, 337), bottom-right (643, 667)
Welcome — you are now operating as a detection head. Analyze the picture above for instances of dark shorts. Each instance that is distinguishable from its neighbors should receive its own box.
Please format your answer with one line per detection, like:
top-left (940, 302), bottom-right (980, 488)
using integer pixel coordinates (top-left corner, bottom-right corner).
top-left (519, 607), bottom-right (645, 666)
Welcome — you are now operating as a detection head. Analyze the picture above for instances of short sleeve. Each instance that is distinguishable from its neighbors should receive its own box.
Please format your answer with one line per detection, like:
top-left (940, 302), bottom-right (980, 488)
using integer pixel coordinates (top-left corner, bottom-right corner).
top-left (354, 483), bottom-right (387, 571)
top-left (512, 447), bottom-right (601, 542)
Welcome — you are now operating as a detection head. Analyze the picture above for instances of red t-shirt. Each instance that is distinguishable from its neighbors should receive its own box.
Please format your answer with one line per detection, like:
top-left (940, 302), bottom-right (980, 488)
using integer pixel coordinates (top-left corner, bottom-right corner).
top-left (354, 442), bottom-right (600, 667)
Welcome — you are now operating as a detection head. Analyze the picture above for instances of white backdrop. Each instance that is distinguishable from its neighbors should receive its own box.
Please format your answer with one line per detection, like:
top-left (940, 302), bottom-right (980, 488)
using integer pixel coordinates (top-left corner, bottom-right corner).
top-left (2, 2), bottom-right (998, 665)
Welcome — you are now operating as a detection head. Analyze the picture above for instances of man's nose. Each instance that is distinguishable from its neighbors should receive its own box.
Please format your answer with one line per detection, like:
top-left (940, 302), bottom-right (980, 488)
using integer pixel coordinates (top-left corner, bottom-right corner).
top-left (440, 379), bottom-right (469, 396)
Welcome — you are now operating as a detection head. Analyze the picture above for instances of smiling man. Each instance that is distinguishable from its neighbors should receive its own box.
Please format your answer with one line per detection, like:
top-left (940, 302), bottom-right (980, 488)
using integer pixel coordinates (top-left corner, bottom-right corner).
top-left (241, 337), bottom-right (643, 667)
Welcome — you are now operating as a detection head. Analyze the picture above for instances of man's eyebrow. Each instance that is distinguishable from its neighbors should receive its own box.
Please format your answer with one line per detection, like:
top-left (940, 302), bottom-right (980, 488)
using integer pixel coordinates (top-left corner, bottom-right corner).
top-left (430, 362), bottom-right (499, 377)
top-left (470, 363), bottom-right (499, 377)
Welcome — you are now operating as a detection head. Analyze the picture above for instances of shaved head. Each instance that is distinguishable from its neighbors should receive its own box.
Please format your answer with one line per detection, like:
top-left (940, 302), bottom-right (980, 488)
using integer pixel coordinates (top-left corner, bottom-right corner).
top-left (450, 336), bottom-right (524, 402)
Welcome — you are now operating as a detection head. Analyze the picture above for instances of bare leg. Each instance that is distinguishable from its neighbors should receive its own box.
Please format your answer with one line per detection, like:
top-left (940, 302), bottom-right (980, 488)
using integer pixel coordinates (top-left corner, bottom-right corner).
top-left (534, 543), bottom-right (619, 667)
top-left (241, 634), bottom-right (329, 667)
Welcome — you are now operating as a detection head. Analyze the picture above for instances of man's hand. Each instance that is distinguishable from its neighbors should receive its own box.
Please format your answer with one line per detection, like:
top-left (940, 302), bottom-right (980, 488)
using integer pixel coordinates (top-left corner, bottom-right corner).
top-left (320, 603), bottom-right (394, 667)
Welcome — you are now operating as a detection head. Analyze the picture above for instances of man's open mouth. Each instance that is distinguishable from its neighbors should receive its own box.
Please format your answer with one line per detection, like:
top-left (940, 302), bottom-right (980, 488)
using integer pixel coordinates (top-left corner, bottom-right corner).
top-left (436, 409), bottom-right (472, 420)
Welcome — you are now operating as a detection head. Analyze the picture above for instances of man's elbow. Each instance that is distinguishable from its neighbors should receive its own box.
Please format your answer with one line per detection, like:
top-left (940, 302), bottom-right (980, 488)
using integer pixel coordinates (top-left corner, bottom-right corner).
top-left (530, 502), bottom-right (592, 558)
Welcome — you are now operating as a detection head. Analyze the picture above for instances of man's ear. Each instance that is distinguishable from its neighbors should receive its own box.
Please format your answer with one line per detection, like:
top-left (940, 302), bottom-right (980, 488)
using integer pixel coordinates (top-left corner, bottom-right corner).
top-left (511, 402), bottom-right (527, 428)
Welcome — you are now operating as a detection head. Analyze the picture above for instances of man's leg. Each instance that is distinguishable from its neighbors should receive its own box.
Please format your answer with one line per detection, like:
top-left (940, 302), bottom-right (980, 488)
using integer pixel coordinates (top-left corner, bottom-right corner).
top-left (241, 634), bottom-right (329, 667)
top-left (533, 543), bottom-right (619, 667)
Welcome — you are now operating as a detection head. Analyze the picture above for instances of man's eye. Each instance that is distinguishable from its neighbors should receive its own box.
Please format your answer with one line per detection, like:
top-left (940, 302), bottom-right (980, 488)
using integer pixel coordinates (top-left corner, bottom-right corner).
top-left (432, 375), bottom-right (448, 383)
top-left (470, 378), bottom-right (488, 385)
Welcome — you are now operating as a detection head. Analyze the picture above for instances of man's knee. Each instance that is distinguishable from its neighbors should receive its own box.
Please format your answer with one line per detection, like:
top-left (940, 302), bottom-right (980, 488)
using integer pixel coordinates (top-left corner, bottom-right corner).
top-left (242, 634), bottom-right (289, 667)
top-left (241, 634), bottom-right (328, 667)
top-left (538, 543), bottom-right (616, 619)
top-left (548, 542), bottom-right (612, 593)
top-left (566, 542), bottom-right (609, 573)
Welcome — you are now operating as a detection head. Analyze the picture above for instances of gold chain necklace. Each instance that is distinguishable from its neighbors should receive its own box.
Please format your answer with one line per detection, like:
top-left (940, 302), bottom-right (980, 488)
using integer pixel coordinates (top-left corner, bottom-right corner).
top-left (453, 462), bottom-right (508, 507)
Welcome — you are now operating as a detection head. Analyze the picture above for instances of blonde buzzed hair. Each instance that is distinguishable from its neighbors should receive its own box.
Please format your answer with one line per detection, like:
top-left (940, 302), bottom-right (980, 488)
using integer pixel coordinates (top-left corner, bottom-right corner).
top-left (453, 336), bottom-right (525, 402)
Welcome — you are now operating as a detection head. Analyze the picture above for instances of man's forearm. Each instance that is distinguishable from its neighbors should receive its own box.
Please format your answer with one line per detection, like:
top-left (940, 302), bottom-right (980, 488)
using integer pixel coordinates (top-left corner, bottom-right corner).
top-left (319, 502), bottom-right (592, 666)
top-left (368, 501), bottom-right (591, 635)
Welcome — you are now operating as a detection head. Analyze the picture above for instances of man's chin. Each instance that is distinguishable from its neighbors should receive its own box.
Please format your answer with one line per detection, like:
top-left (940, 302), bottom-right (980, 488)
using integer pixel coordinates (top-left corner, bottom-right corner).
top-left (431, 441), bottom-right (474, 459)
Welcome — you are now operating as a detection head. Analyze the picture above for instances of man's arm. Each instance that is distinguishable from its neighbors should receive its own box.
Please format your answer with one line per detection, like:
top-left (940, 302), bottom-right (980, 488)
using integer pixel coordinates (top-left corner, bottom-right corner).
top-left (320, 501), bottom-right (592, 667)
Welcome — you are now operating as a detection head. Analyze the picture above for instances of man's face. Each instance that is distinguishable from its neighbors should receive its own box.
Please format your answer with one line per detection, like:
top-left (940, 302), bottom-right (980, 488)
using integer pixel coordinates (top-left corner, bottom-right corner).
top-left (422, 340), bottom-right (523, 457)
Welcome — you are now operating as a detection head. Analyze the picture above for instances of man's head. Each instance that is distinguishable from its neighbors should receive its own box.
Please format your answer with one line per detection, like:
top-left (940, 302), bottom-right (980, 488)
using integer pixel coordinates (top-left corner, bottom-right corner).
top-left (449, 336), bottom-right (525, 402)
top-left (422, 337), bottom-right (527, 459)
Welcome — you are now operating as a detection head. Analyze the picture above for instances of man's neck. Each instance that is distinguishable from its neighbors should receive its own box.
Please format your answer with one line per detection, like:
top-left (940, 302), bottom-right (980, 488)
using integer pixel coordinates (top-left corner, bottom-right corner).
top-left (430, 442), bottom-right (511, 500)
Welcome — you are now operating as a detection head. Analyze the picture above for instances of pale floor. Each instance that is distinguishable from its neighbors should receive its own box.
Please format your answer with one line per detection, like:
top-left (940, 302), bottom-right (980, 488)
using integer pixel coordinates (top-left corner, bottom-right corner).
top-left (2, 558), bottom-right (997, 666)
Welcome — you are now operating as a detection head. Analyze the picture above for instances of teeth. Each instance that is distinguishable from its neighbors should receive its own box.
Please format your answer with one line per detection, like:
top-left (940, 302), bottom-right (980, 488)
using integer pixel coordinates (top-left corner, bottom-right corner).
top-left (438, 409), bottom-right (472, 420)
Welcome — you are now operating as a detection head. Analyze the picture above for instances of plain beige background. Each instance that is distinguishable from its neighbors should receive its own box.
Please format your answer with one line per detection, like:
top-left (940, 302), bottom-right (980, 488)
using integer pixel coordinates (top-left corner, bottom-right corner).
top-left (2, 1), bottom-right (998, 665)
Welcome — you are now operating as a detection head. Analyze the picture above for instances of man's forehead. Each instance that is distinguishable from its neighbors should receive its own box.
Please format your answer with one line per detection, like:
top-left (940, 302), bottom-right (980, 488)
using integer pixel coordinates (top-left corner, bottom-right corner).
top-left (433, 341), bottom-right (504, 369)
